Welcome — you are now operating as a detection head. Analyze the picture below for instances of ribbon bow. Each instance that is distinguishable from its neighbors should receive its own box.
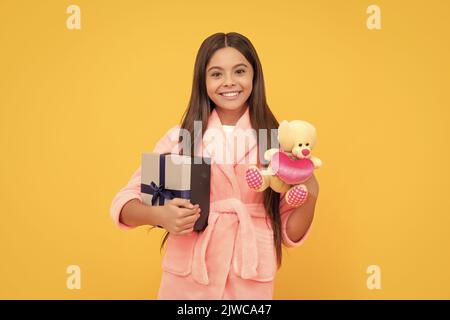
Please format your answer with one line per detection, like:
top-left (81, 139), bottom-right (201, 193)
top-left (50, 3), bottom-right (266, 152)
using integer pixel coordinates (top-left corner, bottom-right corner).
top-left (148, 181), bottom-right (175, 205)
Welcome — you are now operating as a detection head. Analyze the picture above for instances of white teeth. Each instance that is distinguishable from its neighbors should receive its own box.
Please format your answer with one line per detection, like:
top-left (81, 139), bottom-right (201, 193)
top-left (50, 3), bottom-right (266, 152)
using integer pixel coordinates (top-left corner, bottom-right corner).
top-left (221, 91), bottom-right (240, 97)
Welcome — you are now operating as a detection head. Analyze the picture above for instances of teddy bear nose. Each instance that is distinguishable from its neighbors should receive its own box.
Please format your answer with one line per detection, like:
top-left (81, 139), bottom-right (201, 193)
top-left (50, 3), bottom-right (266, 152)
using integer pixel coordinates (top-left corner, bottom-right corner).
top-left (302, 149), bottom-right (310, 156)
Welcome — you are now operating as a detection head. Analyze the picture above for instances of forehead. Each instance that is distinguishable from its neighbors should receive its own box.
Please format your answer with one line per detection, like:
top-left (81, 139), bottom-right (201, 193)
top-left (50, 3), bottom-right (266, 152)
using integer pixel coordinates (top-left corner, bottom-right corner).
top-left (207, 47), bottom-right (251, 69)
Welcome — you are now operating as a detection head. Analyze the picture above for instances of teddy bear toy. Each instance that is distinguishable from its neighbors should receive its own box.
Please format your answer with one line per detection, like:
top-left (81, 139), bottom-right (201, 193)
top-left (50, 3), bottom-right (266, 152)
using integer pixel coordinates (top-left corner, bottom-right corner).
top-left (245, 120), bottom-right (322, 207)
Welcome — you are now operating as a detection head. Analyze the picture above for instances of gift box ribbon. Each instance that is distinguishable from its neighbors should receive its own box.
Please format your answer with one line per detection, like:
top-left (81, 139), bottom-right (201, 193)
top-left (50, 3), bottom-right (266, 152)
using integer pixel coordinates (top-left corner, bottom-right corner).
top-left (141, 153), bottom-right (191, 205)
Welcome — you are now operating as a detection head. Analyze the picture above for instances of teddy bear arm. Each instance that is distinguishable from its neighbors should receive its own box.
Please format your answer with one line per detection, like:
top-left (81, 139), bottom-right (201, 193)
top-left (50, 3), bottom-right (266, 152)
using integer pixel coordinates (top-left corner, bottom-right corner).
top-left (311, 156), bottom-right (322, 168)
top-left (264, 148), bottom-right (279, 161)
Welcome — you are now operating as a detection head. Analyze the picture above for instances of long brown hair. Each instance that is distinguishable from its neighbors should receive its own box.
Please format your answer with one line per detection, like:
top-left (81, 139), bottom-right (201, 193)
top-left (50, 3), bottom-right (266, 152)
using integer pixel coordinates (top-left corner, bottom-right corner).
top-left (158, 32), bottom-right (283, 268)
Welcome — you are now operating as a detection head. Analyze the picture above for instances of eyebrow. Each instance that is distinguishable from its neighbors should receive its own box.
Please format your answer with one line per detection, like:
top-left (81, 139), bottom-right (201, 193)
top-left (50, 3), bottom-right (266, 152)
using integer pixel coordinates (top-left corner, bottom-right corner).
top-left (207, 63), bottom-right (248, 72)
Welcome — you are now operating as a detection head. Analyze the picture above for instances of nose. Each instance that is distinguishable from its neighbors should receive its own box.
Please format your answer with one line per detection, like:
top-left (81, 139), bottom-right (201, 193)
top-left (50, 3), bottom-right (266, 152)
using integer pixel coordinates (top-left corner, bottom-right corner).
top-left (224, 73), bottom-right (235, 87)
top-left (302, 149), bottom-right (310, 156)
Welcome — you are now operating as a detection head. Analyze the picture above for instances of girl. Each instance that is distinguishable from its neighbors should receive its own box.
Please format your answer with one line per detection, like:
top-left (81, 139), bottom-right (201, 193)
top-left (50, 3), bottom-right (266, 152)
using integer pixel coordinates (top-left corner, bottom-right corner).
top-left (110, 32), bottom-right (319, 300)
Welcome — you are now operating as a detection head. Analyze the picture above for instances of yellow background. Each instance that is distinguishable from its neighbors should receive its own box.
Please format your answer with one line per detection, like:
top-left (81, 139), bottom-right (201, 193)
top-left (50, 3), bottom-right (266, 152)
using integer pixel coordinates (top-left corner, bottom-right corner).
top-left (1, 0), bottom-right (449, 299)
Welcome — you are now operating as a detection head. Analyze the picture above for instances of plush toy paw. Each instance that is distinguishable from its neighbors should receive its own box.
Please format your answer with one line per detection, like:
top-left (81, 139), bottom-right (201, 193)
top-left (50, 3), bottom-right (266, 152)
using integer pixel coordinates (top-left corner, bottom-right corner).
top-left (246, 166), bottom-right (263, 190)
top-left (285, 185), bottom-right (308, 207)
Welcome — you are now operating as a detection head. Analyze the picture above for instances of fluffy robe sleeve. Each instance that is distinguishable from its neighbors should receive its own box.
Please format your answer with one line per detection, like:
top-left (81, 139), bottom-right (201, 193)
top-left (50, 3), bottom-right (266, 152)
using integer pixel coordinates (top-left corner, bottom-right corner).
top-left (109, 125), bottom-right (181, 229)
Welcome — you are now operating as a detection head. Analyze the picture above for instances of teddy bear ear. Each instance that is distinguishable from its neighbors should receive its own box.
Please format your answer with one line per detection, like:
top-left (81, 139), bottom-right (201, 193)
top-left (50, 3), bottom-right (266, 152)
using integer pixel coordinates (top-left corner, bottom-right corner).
top-left (277, 120), bottom-right (296, 151)
top-left (277, 121), bottom-right (289, 141)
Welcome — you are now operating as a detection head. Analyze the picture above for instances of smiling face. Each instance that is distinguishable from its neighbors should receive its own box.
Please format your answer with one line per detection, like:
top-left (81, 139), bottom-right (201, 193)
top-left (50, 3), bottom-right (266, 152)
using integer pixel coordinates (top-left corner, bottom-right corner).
top-left (206, 47), bottom-right (254, 114)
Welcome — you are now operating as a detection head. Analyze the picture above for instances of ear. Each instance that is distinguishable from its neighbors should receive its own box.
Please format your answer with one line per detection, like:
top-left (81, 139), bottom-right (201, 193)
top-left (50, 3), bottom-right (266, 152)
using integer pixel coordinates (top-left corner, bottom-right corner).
top-left (277, 120), bottom-right (295, 151)
top-left (306, 123), bottom-right (318, 148)
top-left (277, 120), bottom-right (289, 142)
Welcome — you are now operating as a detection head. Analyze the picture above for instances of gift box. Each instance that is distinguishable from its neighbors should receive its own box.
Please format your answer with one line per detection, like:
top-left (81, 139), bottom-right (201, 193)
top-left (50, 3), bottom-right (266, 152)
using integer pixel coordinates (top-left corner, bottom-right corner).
top-left (140, 152), bottom-right (211, 232)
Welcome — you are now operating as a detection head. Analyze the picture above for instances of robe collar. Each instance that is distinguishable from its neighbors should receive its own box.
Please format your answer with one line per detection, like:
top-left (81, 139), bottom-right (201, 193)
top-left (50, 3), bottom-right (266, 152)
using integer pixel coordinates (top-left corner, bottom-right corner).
top-left (200, 107), bottom-right (258, 183)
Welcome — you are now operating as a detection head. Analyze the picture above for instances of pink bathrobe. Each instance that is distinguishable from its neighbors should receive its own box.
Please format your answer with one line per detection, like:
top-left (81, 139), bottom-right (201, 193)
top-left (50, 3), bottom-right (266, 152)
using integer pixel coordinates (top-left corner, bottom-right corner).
top-left (110, 107), bottom-right (311, 299)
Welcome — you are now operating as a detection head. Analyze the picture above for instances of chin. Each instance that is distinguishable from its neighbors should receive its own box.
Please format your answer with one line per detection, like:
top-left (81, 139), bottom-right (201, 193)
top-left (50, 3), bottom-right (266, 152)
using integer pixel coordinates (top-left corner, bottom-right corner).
top-left (217, 99), bottom-right (247, 110)
top-left (224, 103), bottom-right (245, 110)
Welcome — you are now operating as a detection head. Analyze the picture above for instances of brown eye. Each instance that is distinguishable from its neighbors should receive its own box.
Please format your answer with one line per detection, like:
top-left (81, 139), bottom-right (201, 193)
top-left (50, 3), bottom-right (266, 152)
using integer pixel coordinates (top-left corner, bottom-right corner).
top-left (306, 143), bottom-right (309, 146)
top-left (298, 143), bottom-right (302, 147)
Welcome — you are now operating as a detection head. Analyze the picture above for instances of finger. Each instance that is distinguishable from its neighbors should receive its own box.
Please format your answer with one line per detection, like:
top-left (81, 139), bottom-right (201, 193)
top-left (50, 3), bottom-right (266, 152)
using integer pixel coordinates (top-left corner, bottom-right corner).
top-left (170, 198), bottom-right (191, 208)
top-left (171, 198), bottom-right (197, 209)
top-left (176, 222), bottom-right (196, 232)
top-left (179, 207), bottom-right (200, 218)
top-left (180, 212), bottom-right (201, 227)
top-left (177, 227), bottom-right (194, 235)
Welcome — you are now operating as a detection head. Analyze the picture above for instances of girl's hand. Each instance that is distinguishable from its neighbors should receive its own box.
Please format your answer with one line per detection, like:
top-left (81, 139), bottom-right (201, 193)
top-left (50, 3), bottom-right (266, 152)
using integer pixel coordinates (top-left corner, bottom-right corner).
top-left (161, 198), bottom-right (201, 235)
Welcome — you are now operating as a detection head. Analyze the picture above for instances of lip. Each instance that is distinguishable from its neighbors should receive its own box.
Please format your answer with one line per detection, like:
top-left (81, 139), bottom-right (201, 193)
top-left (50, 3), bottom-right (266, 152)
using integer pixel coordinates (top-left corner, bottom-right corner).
top-left (218, 91), bottom-right (242, 100)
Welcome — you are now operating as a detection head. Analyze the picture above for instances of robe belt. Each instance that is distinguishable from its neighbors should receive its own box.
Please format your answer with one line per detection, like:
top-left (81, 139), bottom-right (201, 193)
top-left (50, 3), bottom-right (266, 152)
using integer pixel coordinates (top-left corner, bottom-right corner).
top-left (191, 199), bottom-right (266, 285)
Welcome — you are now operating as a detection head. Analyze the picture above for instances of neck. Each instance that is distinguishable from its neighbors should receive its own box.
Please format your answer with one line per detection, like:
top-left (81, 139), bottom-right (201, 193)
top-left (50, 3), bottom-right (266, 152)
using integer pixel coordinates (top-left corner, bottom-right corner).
top-left (215, 104), bottom-right (247, 126)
